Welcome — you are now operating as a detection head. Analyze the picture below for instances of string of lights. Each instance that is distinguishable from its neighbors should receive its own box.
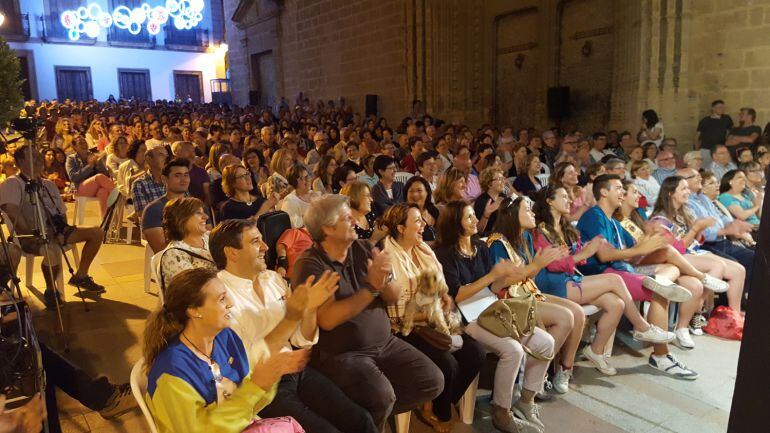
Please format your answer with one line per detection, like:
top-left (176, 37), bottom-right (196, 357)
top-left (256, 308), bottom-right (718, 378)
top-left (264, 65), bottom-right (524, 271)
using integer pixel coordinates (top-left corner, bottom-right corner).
top-left (59, 0), bottom-right (205, 41)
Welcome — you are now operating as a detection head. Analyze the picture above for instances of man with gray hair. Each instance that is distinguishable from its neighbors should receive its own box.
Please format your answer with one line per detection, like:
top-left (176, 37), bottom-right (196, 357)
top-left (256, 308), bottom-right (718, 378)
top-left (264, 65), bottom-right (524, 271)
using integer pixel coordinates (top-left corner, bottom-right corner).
top-left (604, 157), bottom-right (627, 180)
top-left (292, 195), bottom-right (443, 431)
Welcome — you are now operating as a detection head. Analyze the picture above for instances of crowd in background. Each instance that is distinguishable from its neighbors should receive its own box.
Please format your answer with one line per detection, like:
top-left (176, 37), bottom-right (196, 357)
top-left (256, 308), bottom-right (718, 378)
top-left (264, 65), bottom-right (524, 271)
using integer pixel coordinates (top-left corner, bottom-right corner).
top-left (0, 95), bottom-right (763, 433)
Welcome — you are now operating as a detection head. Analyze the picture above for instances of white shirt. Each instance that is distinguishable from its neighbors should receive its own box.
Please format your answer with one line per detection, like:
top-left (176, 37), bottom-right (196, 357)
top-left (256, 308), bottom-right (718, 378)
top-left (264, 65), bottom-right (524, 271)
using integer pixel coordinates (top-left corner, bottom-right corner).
top-left (634, 176), bottom-right (661, 208)
top-left (218, 269), bottom-right (318, 364)
top-left (280, 191), bottom-right (312, 228)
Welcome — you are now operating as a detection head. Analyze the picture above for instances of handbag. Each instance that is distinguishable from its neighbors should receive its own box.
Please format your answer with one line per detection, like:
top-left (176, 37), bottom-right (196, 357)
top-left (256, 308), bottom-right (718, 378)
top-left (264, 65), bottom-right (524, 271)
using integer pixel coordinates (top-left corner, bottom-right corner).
top-left (477, 234), bottom-right (552, 362)
top-left (413, 325), bottom-right (454, 351)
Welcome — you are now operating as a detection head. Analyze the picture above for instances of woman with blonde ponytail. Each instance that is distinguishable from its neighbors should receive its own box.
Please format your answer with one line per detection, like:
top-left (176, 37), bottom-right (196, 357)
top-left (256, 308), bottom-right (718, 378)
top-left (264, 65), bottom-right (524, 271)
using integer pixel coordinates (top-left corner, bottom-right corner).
top-left (142, 268), bottom-right (310, 433)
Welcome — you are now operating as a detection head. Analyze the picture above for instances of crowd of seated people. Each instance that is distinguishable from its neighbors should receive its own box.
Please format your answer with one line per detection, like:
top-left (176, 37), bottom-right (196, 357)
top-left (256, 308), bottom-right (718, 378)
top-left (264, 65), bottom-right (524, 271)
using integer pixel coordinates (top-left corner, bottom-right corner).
top-left (4, 95), bottom-right (764, 433)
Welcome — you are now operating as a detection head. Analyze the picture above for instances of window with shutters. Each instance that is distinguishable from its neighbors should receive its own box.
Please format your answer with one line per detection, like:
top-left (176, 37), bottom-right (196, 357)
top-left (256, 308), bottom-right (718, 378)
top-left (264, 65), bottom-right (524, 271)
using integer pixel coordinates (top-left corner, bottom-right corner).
top-left (118, 69), bottom-right (152, 101)
top-left (55, 66), bottom-right (93, 101)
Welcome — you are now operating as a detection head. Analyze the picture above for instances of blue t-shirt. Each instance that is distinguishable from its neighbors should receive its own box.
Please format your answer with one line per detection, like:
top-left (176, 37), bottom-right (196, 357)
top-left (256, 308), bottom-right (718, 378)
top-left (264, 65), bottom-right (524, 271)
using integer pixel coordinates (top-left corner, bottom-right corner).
top-left (576, 206), bottom-right (635, 275)
top-left (147, 328), bottom-right (250, 406)
top-left (141, 195), bottom-right (170, 230)
top-left (717, 193), bottom-right (760, 225)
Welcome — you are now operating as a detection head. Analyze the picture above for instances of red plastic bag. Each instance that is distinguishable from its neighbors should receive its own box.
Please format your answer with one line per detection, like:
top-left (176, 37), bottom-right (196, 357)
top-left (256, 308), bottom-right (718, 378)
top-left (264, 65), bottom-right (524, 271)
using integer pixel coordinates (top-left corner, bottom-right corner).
top-left (703, 306), bottom-right (744, 340)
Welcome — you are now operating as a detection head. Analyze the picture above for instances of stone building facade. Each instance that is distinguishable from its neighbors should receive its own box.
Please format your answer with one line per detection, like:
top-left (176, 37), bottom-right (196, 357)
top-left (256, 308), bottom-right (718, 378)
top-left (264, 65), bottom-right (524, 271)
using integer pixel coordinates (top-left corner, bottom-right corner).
top-left (225, 0), bottom-right (770, 146)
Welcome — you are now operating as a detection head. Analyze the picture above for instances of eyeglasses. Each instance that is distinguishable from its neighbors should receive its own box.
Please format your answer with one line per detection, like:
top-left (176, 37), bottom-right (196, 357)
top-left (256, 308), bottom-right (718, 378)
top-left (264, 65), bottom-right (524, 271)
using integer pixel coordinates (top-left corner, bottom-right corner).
top-left (235, 173), bottom-right (251, 180)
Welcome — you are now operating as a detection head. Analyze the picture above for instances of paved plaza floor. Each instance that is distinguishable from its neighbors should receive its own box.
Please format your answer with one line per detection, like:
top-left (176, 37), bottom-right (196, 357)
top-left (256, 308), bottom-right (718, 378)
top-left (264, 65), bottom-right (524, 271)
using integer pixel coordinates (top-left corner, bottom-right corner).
top-left (28, 202), bottom-right (737, 433)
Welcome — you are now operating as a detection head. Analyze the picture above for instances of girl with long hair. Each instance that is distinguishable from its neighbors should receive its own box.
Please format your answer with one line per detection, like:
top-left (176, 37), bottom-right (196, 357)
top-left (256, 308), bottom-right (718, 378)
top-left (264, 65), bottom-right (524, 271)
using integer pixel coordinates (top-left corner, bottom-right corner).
top-left (434, 201), bottom-right (551, 433)
top-left (312, 155), bottom-right (337, 194)
top-left (550, 162), bottom-right (588, 220)
top-left (532, 186), bottom-right (678, 383)
top-left (433, 167), bottom-right (467, 207)
top-left (651, 176), bottom-right (745, 347)
top-left (142, 268), bottom-right (309, 433)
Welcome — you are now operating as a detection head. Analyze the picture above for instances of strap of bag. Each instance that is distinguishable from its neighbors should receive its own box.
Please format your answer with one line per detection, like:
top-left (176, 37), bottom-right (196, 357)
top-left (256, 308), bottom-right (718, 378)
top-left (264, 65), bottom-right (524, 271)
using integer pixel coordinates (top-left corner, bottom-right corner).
top-left (159, 247), bottom-right (216, 292)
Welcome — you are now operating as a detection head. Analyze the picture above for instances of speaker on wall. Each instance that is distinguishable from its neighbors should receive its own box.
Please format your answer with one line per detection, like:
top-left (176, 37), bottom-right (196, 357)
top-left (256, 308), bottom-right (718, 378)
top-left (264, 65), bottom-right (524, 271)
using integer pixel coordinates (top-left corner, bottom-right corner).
top-left (249, 90), bottom-right (260, 106)
top-left (365, 94), bottom-right (379, 117)
top-left (547, 86), bottom-right (570, 120)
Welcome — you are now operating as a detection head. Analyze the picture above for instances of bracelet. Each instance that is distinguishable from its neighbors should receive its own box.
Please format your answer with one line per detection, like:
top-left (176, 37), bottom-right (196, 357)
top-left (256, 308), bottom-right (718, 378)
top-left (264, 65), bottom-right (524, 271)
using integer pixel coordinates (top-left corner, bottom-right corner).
top-left (276, 256), bottom-right (289, 268)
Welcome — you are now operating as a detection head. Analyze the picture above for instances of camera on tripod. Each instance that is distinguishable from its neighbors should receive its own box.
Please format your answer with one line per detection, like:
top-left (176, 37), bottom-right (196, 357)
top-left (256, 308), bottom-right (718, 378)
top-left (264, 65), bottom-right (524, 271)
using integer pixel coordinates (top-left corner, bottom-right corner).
top-left (9, 116), bottom-right (44, 142)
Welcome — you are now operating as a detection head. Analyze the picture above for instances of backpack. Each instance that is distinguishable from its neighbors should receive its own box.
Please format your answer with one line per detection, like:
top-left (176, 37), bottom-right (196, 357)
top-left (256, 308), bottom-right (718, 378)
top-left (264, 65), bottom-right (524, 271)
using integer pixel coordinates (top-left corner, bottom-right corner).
top-left (703, 306), bottom-right (744, 340)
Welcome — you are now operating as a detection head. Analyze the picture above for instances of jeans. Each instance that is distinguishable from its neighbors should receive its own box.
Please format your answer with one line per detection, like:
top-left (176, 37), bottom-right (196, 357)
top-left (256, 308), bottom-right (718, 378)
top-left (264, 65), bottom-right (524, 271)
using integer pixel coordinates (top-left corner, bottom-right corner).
top-left (702, 239), bottom-right (755, 294)
top-left (259, 367), bottom-right (378, 433)
top-left (313, 335), bottom-right (444, 431)
top-left (42, 343), bottom-right (115, 433)
top-left (398, 332), bottom-right (485, 422)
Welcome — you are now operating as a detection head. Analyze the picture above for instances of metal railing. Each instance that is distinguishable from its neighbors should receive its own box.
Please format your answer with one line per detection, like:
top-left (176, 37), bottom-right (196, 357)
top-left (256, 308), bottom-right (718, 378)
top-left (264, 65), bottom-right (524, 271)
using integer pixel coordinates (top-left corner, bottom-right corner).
top-left (108, 25), bottom-right (155, 47)
top-left (0, 13), bottom-right (30, 40)
top-left (164, 27), bottom-right (209, 48)
top-left (39, 14), bottom-right (96, 43)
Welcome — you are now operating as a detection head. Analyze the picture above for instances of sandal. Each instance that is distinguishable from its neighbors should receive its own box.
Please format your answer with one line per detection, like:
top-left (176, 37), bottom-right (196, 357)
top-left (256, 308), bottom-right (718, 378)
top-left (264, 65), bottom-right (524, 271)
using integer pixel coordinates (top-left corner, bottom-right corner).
top-left (414, 402), bottom-right (452, 433)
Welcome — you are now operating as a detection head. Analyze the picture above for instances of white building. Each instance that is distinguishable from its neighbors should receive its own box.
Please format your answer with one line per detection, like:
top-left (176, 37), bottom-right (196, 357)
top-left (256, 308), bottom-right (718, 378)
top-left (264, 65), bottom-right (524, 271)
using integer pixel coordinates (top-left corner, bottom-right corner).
top-left (1, 0), bottom-right (230, 103)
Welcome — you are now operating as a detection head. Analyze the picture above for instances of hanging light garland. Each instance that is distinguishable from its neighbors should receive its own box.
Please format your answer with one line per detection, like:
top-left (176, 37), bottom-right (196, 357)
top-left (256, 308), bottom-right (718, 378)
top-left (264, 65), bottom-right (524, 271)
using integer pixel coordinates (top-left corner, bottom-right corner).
top-left (59, 0), bottom-right (205, 41)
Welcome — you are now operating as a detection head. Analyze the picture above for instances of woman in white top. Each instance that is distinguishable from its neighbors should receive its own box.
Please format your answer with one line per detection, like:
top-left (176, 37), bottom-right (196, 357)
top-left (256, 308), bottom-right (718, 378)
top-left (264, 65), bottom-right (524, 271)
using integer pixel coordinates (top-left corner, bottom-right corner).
top-left (280, 164), bottom-right (316, 228)
top-left (105, 135), bottom-right (129, 176)
top-left (117, 140), bottom-right (146, 197)
top-left (159, 197), bottom-right (216, 292)
top-left (639, 109), bottom-right (665, 148)
top-left (630, 160), bottom-right (661, 210)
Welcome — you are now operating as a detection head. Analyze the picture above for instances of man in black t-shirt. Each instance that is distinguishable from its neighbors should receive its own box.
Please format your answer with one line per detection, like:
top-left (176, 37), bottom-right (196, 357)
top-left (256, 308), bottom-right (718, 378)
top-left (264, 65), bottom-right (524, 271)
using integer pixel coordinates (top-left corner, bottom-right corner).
top-left (696, 99), bottom-right (733, 165)
top-left (292, 195), bottom-right (442, 432)
top-left (727, 107), bottom-right (761, 158)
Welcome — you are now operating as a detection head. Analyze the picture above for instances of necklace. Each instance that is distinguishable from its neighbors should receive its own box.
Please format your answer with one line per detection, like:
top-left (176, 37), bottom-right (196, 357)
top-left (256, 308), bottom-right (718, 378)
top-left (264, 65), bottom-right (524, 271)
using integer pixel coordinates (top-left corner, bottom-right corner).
top-left (457, 242), bottom-right (476, 258)
top-left (182, 333), bottom-right (232, 399)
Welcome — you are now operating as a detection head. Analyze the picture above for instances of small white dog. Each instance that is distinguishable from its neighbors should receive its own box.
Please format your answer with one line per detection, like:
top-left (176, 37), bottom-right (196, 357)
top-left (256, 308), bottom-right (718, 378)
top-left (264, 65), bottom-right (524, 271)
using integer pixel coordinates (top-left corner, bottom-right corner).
top-left (402, 269), bottom-right (463, 336)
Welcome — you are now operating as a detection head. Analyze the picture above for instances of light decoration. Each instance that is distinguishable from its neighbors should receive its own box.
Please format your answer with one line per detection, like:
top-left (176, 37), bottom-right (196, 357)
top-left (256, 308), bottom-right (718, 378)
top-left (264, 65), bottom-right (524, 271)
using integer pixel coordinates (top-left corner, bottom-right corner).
top-left (60, 0), bottom-right (205, 41)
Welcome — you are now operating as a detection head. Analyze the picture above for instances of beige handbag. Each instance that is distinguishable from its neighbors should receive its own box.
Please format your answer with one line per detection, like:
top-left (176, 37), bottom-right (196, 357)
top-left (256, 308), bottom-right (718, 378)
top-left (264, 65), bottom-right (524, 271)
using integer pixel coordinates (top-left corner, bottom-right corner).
top-left (477, 234), bottom-right (552, 361)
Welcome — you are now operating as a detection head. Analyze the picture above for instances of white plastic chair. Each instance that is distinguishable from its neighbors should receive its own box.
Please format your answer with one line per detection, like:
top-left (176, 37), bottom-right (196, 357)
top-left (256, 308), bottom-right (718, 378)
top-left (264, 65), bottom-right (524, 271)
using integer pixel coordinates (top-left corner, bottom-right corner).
top-left (395, 412), bottom-right (410, 433)
top-left (73, 196), bottom-right (100, 226)
top-left (394, 171), bottom-right (413, 184)
top-left (2, 211), bottom-right (79, 301)
top-left (143, 241), bottom-right (156, 295)
top-left (130, 358), bottom-right (160, 433)
top-left (458, 374), bottom-right (480, 424)
top-left (150, 250), bottom-right (164, 306)
top-left (581, 304), bottom-right (615, 357)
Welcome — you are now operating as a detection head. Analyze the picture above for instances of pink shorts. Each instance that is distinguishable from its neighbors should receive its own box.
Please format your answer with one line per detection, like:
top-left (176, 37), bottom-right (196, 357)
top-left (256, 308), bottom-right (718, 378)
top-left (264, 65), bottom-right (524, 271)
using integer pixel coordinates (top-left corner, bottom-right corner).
top-left (603, 268), bottom-right (652, 302)
top-left (243, 416), bottom-right (304, 433)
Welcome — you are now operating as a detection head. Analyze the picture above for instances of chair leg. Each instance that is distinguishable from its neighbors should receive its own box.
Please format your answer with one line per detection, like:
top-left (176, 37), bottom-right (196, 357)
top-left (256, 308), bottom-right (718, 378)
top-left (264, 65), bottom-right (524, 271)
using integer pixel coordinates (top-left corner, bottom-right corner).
top-left (395, 412), bottom-right (410, 433)
top-left (459, 374), bottom-right (479, 424)
top-left (144, 244), bottom-right (153, 294)
top-left (126, 222), bottom-right (133, 245)
top-left (25, 255), bottom-right (34, 289)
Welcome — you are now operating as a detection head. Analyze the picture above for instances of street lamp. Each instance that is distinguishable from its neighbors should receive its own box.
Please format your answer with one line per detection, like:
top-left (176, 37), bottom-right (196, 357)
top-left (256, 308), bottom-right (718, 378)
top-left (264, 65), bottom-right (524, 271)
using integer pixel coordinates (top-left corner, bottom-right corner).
top-left (0, 12), bottom-right (6, 27)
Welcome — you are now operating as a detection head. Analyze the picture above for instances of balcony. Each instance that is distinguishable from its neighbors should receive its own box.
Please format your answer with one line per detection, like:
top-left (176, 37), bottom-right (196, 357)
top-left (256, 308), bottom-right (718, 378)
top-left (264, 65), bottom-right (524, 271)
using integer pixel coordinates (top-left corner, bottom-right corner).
top-left (39, 14), bottom-right (96, 44)
top-left (108, 25), bottom-right (155, 48)
top-left (0, 13), bottom-right (30, 41)
top-left (164, 27), bottom-right (209, 51)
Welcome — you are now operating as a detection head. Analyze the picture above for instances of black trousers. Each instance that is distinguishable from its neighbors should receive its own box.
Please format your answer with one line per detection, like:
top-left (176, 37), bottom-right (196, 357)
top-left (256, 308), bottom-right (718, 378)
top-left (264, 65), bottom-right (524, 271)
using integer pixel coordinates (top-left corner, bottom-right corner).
top-left (313, 335), bottom-right (444, 431)
top-left (398, 332), bottom-right (485, 422)
top-left (259, 367), bottom-right (378, 433)
top-left (42, 343), bottom-right (114, 433)
top-left (702, 239), bottom-right (755, 294)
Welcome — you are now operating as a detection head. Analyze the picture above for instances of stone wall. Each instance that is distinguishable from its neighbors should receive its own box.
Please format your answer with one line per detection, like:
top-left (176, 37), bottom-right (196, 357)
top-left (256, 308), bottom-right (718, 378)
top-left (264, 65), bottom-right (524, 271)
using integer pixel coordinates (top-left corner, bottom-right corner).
top-left (224, 0), bottom-right (770, 146)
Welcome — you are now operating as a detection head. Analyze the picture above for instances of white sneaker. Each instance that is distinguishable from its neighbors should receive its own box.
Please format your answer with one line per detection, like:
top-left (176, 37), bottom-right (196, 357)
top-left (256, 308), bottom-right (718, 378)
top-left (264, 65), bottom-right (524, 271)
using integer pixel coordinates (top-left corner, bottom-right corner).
top-left (642, 276), bottom-right (692, 302)
top-left (648, 353), bottom-right (699, 380)
top-left (633, 324), bottom-right (676, 344)
top-left (552, 366), bottom-right (572, 394)
top-left (701, 274), bottom-right (729, 293)
top-left (512, 400), bottom-right (545, 430)
top-left (674, 328), bottom-right (695, 349)
top-left (581, 345), bottom-right (617, 375)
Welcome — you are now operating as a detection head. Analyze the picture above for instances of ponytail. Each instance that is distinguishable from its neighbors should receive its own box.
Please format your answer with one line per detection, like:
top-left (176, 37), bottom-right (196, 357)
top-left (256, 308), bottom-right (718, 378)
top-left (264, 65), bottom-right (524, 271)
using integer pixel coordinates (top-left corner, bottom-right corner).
top-left (141, 268), bottom-right (219, 374)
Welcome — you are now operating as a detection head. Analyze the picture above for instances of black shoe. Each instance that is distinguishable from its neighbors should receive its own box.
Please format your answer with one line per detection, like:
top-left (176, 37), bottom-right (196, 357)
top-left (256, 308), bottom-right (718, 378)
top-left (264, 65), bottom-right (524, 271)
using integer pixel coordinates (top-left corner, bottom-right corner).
top-left (69, 275), bottom-right (106, 293)
top-left (43, 289), bottom-right (62, 309)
